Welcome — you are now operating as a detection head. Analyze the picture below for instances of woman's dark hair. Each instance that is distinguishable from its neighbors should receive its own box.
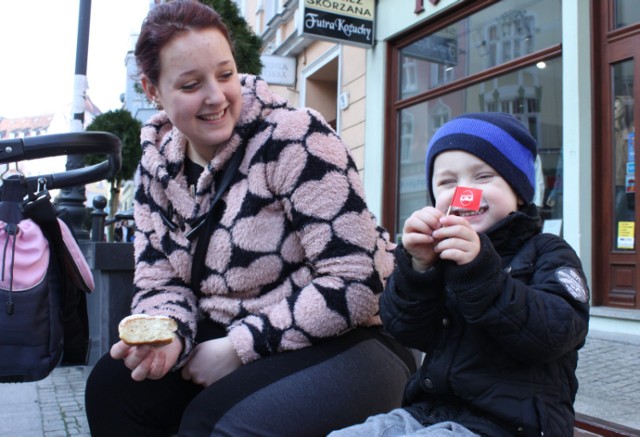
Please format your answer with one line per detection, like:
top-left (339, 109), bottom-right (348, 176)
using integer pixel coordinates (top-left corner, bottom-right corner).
top-left (135, 0), bottom-right (233, 86)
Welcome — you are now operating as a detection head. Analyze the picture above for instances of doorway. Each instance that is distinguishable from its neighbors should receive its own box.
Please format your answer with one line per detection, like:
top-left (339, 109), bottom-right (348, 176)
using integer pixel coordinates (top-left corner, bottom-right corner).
top-left (593, 1), bottom-right (640, 308)
top-left (301, 47), bottom-right (340, 131)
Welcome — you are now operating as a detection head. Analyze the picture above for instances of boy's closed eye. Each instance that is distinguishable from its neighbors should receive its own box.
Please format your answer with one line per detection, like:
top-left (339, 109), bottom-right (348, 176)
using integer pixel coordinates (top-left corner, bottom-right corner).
top-left (436, 179), bottom-right (457, 189)
top-left (475, 172), bottom-right (495, 182)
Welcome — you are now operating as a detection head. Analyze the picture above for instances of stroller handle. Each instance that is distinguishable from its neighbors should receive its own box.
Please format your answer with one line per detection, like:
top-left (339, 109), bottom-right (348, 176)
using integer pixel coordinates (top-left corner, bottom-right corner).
top-left (0, 131), bottom-right (122, 190)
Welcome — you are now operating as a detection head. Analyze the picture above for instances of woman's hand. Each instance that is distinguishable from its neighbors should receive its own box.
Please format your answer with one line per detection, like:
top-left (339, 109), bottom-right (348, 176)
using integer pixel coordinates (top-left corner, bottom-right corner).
top-left (181, 337), bottom-right (242, 387)
top-left (402, 206), bottom-right (445, 272)
top-left (110, 337), bottom-right (182, 381)
top-left (432, 214), bottom-right (481, 265)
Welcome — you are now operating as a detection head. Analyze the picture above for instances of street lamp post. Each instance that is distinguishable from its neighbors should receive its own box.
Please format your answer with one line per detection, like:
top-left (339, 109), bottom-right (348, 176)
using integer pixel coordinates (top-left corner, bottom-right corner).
top-left (58, 0), bottom-right (92, 239)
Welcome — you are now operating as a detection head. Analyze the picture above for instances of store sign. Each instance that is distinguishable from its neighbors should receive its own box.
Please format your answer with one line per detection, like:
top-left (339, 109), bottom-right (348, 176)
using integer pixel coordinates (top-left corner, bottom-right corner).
top-left (260, 55), bottom-right (297, 86)
top-left (301, 0), bottom-right (375, 48)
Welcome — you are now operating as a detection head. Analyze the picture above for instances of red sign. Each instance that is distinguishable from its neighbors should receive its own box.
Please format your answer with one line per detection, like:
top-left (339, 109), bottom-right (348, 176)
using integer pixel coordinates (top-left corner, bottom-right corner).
top-left (451, 186), bottom-right (483, 211)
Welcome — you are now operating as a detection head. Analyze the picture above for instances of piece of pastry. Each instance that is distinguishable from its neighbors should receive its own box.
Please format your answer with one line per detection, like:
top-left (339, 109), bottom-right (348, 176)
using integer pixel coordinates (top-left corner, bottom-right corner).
top-left (118, 314), bottom-right (177, 346)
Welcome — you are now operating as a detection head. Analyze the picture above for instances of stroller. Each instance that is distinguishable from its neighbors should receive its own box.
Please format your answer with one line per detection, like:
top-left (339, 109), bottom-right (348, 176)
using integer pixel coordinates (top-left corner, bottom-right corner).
top-left (0, 132), bottom-right (121, 382)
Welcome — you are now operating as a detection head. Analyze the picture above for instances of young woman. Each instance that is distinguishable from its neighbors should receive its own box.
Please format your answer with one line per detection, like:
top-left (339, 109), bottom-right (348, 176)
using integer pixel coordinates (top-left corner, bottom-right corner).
top-left (84, 2), bottom-right (416, 436)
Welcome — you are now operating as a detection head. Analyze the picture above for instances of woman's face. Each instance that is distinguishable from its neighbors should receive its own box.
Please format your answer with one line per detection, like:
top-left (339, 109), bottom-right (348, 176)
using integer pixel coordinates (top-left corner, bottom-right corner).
top-left (143, 28), bottom-right (242, 161)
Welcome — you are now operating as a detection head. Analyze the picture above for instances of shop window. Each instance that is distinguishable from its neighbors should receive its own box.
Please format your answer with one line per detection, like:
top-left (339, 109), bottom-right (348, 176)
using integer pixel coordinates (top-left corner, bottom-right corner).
top-left (387, 0), bottom-right (563, 237)
top-left (395, 60), bottom-right (561, 237)
top-left (615, 0), bottom-right (640, 29)
top-left (611, 61), bottom-right (635, 250)
top-left (399, 0), bottom-right (560, 98)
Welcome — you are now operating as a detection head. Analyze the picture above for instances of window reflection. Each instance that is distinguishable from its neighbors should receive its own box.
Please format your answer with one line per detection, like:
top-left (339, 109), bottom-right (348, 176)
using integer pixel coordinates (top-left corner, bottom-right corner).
top-left (399, 0), bottom-right (561, 99)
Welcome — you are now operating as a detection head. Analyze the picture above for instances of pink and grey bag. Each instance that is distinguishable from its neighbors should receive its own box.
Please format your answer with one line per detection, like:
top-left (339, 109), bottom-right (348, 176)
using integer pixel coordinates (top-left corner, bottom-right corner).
top-left (0, 177), bottom-right (94, 382)
top-left (0, 131), bottom-right (121, 382)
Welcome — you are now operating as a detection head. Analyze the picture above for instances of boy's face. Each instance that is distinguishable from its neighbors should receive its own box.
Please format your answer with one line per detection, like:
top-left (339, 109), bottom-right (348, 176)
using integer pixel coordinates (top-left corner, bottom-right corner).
top-left (432, 150), bottom-right (520, 233)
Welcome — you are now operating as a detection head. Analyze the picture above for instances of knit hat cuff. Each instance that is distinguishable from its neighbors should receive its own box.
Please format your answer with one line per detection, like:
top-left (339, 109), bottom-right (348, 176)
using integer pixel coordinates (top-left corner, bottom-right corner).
top-left (429, 117), bottom-right (536, 189)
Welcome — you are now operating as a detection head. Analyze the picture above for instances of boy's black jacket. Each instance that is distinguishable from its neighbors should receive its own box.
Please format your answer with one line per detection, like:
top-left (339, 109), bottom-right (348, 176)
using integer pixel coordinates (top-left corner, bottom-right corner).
top-left (382, 204), bottom-right (590, 437)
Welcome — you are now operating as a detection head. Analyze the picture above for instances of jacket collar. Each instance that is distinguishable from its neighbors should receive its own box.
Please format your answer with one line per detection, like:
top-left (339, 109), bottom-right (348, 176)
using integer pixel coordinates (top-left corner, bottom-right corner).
top-left (485, 203), bottom-right (542, 257)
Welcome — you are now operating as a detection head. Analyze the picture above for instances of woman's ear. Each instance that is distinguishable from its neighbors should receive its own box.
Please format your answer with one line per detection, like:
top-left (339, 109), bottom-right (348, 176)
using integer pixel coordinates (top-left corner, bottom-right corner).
top-left (141, 76), bottom-right (159, 105)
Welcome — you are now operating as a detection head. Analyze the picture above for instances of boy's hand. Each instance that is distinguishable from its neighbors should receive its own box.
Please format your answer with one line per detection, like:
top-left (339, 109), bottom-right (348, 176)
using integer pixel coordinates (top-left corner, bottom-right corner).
top-left (432, 214), bottom-right (480, 265)
top-left (402, 206), bottom-right (444, 272)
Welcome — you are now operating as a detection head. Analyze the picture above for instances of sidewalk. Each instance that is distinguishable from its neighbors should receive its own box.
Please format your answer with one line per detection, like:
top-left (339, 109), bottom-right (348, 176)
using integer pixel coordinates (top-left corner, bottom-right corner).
top-left (0, 329), bottom-right (639, 436)
top-left (0, 365), bottom-right (90, 437)
top-left (574, 330), bottom-right (640, 432)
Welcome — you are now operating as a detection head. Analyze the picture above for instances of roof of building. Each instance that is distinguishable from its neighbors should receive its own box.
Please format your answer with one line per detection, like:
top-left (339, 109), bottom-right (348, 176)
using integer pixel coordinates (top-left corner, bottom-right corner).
top-left (0, 114), bottom-right (54, 138)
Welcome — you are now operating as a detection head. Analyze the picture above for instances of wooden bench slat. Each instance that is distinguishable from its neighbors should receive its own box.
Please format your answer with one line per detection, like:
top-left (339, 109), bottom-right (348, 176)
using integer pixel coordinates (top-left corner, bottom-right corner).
top-left (574, 413), bottom-right (640, 437)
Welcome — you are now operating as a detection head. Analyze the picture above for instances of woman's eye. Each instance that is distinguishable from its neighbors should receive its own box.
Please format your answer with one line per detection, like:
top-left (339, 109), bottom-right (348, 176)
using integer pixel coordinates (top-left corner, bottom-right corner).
top-left (219, 71), bottom-right (234, 80)
top-left (181, 82), bottom-right (198, 90)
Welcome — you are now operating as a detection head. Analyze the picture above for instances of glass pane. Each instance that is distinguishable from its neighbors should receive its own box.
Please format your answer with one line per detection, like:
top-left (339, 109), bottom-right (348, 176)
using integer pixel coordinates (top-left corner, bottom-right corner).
top-left (612, 61), bottom-right (635, 250)
top-left (396, 58), bottom-right (563, 237)
top-left (615, 0), bottom-right (640, 29)
top-left (399, 0), bottom-right (561, 99)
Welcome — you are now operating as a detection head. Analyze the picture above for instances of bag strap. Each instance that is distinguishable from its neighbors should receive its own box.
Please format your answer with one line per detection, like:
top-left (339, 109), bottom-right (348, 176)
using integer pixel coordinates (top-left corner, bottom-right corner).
top-left (189, 143), bottom-right (246, 297)
top-left (0, 176), bottom-right (27, 224)
top-left (20, 189), bottom-right (86, 299)
top-left (21, 187), bottom-right (90, 364)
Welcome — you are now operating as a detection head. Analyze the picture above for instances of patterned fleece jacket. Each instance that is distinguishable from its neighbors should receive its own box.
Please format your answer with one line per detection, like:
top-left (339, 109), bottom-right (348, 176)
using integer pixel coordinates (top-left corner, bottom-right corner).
top-left (132, 74), bottom-right (395, 366)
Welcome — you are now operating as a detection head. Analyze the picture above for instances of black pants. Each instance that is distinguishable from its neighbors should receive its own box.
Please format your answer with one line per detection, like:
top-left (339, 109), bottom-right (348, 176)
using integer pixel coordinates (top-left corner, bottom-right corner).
top-left (85, 324), bottom-right (416, 437)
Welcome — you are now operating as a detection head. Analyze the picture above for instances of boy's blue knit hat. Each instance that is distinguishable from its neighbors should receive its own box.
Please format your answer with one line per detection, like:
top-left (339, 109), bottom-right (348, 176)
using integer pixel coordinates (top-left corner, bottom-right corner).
top-left (425, 112), bottom-right (537, 205)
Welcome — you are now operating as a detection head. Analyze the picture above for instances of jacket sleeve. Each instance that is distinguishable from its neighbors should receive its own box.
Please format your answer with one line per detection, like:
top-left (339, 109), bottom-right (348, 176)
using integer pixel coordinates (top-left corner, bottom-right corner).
top-left (379, 244), bottom-right (447, 351)
top-left (445, 233), bottom-right (590, 364)
top-left (130, 167), bottom-right (199, 366)
top-left (226, 108), bottom-right (396, 363)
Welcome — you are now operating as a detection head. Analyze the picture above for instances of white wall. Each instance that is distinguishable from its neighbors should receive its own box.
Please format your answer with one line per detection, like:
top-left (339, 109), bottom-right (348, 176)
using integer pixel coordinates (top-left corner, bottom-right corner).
top-left (562, 0), bottom-right (593, 288)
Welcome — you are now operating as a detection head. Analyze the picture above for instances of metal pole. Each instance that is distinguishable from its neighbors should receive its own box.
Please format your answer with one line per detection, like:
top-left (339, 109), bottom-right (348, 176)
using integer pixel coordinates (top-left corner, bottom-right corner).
top-left (58, 0), bottom-right (92, 240)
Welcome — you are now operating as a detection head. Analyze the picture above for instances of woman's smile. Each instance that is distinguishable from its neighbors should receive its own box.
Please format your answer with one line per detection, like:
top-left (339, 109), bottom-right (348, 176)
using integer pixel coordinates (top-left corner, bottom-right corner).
top-left (198, 108), bottom-right (226, 121)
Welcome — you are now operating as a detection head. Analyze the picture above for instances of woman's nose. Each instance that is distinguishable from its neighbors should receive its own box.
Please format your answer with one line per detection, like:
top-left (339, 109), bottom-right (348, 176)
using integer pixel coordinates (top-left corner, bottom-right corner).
top-left (204, 81), bottom-right (224, 105)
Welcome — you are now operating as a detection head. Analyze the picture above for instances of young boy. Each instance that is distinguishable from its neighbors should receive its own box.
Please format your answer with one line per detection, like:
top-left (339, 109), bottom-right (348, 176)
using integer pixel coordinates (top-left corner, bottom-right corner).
top-left (330, 112), bottom-right (590, 437)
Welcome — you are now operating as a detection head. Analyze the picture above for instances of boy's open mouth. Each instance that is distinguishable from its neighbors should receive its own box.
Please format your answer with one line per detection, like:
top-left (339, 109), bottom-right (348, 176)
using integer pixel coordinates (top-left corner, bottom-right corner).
top-left (451, 205), bottom-right (488, 217)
